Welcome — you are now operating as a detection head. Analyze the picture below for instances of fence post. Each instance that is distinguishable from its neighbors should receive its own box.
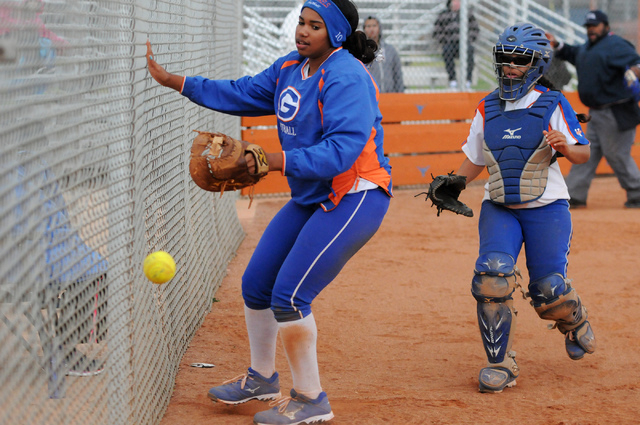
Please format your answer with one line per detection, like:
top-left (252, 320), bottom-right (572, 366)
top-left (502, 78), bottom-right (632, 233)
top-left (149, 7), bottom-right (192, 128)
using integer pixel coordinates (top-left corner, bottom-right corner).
top-left (460, 0), bottom-right (468, 89)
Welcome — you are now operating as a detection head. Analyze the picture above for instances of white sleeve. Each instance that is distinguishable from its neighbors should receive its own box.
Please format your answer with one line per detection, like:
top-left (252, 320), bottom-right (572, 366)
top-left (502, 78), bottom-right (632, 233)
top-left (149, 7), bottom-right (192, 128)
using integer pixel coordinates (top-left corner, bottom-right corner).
top-left (461, 109), bottom-right (486, 166)
top-left (548, 104), bottom-right (579, 146)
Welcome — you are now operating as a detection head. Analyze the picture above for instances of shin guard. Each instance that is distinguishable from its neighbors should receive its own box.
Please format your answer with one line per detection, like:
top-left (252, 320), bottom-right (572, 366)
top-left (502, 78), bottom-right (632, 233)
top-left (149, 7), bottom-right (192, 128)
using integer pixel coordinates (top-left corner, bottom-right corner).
top-left (472, 253), bottom-right (519, 367)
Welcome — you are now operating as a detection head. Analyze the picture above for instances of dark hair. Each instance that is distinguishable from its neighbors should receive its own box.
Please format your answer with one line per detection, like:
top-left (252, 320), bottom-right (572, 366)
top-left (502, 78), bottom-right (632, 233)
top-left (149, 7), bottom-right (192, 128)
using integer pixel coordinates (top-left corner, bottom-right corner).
top-left (536, 76), bottom-right (590, 122)
top-left (333, 0), bottom-right (377, 64)
top-left (537, 75), bottom-right (558, 91)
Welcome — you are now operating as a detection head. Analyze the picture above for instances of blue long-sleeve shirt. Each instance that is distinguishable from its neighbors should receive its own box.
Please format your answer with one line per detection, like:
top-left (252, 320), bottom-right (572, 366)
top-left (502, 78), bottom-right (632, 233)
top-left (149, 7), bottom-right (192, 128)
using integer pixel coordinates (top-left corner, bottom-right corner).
top-left (181, 48), bottom-right (392, 210)
top-left (557, 33), bottom-right (640, 108)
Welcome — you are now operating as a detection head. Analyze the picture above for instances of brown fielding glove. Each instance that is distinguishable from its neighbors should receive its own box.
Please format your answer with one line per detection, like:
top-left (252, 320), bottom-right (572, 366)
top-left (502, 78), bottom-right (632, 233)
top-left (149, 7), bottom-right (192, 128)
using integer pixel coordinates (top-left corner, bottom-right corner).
top-left (416, 172), bottom-right (474, 217)
top-left (189, 131), bottom-right (269, 194)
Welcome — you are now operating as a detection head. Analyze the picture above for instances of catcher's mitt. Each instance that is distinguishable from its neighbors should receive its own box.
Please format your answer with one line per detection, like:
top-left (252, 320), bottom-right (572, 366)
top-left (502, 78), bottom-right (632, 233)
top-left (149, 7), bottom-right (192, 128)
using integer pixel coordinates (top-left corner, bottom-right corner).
top-left (416, 172), bottom-right (473, 217)
top-left (189, 130), bottom-right (269, 194)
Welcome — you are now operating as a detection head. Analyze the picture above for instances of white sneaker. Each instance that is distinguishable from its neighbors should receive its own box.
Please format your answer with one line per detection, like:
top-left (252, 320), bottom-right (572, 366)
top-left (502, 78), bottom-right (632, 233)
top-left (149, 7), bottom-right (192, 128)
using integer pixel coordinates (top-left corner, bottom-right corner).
top-left (449, 80), bottom-right (457, 89)
top-left (466, 81), bottom-right (472, 89)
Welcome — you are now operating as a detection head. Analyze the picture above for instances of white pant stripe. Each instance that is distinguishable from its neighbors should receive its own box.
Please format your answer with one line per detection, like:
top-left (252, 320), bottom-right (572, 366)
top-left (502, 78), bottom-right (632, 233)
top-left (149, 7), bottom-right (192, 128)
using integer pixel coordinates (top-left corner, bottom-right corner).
top-left (289, 191), bottom-right (368, 314)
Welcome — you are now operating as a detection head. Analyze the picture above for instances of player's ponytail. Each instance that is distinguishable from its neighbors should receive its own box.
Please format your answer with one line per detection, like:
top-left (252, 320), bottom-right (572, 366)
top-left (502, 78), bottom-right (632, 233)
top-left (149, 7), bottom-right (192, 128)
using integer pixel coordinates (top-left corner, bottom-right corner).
top-left (576, 113), bottom-right (591, 123)
top-left (537, 76), bottom-right (591, 122)
top-left (537, 75), bottom-right (559, 91)
top-left (343, 31), bottom-right (377, 64)
top-left (333, 0), bottom-right (377, 64)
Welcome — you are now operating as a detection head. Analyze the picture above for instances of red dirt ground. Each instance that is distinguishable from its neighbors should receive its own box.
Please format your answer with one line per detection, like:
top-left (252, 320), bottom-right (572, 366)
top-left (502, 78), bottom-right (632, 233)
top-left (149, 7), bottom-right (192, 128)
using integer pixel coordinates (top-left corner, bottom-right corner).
top-left (160, 176), bottom-right (640, 425)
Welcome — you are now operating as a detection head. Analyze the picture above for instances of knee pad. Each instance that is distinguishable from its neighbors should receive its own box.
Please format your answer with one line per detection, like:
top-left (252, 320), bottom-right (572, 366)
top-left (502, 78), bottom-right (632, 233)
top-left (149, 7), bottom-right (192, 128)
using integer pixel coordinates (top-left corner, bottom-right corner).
top-left (471, 252), bottom-right (518, 364)
top-left (471, 252), bottom-right (517, 302)
top-left (528, 273), bottom-right (587, 333)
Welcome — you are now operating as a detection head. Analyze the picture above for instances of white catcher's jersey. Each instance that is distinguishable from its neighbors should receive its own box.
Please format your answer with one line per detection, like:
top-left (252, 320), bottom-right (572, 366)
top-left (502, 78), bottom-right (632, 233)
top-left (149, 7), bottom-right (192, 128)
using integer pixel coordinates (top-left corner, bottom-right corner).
top-left (462, 87), bottom-right (590, 209)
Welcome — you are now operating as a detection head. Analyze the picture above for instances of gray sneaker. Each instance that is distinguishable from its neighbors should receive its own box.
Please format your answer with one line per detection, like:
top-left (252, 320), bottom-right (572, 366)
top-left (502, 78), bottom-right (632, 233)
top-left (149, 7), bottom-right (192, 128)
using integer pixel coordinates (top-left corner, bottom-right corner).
top-left (253, 389), bottom-right (334, 425)
top-left (208, 368), bottom-right (280, 405)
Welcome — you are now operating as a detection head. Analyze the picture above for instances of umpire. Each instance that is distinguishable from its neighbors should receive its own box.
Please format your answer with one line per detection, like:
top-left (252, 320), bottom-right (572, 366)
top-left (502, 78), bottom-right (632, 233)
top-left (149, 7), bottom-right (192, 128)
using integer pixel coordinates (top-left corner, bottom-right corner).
top-left (547, 10), bottom-right (640, 208)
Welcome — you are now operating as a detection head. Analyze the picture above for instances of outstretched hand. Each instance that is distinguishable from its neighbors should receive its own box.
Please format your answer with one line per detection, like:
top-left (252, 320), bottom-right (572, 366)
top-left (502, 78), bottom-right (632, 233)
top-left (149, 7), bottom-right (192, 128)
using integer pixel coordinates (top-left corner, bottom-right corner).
top-left (146, 40), bottom-right (184, 92)
top-left (545, 32), bottom-right (559, 48)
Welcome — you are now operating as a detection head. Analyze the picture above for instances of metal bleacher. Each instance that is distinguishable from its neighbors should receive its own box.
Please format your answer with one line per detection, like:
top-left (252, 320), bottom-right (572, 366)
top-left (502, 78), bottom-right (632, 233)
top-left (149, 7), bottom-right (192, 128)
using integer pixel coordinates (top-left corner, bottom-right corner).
top-left (242, 0), bottom-right (586, 92)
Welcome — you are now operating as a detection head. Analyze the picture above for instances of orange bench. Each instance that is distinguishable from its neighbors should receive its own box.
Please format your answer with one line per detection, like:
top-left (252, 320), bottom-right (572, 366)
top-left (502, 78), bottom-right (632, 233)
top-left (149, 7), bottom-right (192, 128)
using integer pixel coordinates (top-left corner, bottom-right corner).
top-left (241, 91), bottom-right (640, 195)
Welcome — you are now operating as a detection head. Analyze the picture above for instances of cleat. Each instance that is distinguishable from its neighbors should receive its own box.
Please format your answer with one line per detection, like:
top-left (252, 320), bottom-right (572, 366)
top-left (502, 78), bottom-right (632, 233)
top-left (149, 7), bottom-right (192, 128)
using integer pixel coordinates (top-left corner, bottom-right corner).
top-left (565, 321), bottom-right (596, 360)
top-left (208, 368), bottom-right (280, 405)
top-left (253, 389), bottom-right (334, 425)
top-left (478, 367), bottom-right (518, 393)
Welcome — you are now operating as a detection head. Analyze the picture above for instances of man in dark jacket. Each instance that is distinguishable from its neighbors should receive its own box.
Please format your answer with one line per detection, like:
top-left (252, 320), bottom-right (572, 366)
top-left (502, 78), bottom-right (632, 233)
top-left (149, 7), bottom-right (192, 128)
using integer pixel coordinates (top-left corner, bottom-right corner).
top-left (547, 10), bottom-right (640, 208)
top-left (433, 0), bottom-right (479, 89)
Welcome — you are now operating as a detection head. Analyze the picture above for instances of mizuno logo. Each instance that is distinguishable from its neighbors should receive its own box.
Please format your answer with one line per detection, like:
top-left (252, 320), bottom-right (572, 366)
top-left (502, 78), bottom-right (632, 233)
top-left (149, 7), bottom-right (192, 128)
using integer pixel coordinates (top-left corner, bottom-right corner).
top-left (283, 407), bottom-right (303, 420)
top-left (503, 128), bottom-right (522, 139)
top-left (256, 150), bottom-right (268, 167)
top-left (245, 386), bottom-right (260, 393)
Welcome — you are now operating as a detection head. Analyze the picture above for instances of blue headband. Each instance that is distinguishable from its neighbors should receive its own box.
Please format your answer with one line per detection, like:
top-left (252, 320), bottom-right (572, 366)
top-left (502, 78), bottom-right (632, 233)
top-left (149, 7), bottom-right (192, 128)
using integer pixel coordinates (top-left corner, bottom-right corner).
top-left (302, 0), bottom-right (352, 47)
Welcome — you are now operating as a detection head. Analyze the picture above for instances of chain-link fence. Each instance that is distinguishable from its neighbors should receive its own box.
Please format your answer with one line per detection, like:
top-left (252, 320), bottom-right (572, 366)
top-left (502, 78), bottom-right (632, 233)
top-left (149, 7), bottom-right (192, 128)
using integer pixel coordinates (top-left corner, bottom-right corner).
top-left (243, 0), bottom-right (638, 92)
top-left (0, 1), bottom-right (244, 425)
top-left (2, 1), bottom-right (638, 425)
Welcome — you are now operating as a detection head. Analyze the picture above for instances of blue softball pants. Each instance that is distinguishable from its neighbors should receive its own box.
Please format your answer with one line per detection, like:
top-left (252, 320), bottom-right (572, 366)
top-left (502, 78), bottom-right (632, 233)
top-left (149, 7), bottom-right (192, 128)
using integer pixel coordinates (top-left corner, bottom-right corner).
top-left (242, 189), bottom-right (390, 322)
top-left (477, 199), bottom-right (572, 282)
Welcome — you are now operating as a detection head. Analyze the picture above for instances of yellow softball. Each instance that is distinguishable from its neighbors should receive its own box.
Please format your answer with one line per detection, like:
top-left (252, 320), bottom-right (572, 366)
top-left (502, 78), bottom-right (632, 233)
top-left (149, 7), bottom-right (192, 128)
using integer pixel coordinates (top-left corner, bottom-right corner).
top-left (143, 251), bottom-right (176, 284)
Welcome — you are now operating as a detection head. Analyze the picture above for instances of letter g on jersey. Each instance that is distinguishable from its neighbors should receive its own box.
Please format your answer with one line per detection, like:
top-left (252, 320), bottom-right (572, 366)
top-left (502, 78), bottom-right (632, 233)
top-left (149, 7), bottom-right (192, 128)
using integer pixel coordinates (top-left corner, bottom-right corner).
top-left (277, 87), bottom-right (301, 122)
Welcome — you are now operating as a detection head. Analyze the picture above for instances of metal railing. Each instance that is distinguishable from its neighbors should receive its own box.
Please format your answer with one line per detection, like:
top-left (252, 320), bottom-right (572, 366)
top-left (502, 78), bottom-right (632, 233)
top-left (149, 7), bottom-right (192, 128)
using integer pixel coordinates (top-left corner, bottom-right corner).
top-left (242, 0), bottom-right (586, 92)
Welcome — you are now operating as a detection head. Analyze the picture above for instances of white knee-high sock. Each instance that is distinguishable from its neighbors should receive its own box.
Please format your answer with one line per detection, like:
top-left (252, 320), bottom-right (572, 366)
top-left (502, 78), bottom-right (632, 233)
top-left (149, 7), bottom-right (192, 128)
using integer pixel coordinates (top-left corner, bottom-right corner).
top-left (245, 305), bottom-right (278, 378)
top-left (279, 313), bottom-right (322, 399)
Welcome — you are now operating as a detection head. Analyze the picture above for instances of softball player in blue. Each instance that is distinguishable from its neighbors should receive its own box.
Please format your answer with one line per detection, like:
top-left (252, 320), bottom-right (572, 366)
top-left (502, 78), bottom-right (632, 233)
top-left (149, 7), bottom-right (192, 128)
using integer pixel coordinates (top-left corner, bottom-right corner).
top-left (147, 1), bottom-right (391, 423)
top-left (454, 23), bottom-right (596, 394)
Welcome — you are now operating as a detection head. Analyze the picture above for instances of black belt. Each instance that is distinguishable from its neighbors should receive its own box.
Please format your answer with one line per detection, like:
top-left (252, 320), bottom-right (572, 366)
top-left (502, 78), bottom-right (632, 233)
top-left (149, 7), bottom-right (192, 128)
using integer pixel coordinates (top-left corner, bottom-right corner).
top-left (589, 99), bottom-right (632, 110)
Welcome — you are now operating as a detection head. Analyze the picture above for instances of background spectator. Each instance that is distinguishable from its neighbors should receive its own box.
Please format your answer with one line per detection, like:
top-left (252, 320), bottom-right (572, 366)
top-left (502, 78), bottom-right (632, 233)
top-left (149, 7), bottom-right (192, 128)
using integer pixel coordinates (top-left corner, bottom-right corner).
top-left (433, 0), bottom-right (479, 89)
top-left (363, 16), bottom-right (404, 93)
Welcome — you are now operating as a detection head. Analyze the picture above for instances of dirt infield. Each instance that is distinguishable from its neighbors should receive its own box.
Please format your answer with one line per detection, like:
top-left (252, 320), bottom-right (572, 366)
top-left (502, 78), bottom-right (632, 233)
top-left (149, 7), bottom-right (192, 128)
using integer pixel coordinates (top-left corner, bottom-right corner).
top-left (160, 176), bottom-right (640, 425)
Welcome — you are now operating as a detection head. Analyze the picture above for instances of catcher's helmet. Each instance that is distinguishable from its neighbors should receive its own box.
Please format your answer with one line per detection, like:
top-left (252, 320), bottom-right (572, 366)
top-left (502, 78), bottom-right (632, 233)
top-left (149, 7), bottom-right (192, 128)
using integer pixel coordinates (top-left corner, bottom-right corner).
top-left (493, 23), bottom-right (553, 101)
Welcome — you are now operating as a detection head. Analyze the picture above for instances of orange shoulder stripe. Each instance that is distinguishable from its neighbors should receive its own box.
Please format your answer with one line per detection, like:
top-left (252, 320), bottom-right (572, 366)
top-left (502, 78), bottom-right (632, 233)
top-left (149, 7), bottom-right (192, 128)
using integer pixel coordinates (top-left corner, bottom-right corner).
top-left (281, 60), bottom-right (301, 69)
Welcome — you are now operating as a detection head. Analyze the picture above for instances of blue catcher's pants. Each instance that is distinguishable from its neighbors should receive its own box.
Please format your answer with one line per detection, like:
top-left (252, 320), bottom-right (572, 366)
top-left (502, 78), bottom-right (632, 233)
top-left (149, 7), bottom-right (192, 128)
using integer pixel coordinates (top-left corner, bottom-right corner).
top-left (477, 199), bottom-right (572, 281)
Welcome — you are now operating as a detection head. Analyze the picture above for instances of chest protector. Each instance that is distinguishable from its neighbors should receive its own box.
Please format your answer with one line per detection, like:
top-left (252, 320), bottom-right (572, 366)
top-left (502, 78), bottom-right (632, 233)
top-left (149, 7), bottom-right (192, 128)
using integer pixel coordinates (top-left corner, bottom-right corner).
top-left (483, 89), bottom-right (561, 205)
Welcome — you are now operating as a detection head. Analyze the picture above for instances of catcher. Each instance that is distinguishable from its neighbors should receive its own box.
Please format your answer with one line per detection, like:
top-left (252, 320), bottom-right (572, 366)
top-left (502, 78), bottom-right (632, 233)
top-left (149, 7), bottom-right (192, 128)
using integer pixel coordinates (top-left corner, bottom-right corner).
top-left (146, 1), bottom-right (392, 424)
top-left (448, 23), bottom-right (596, 394)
